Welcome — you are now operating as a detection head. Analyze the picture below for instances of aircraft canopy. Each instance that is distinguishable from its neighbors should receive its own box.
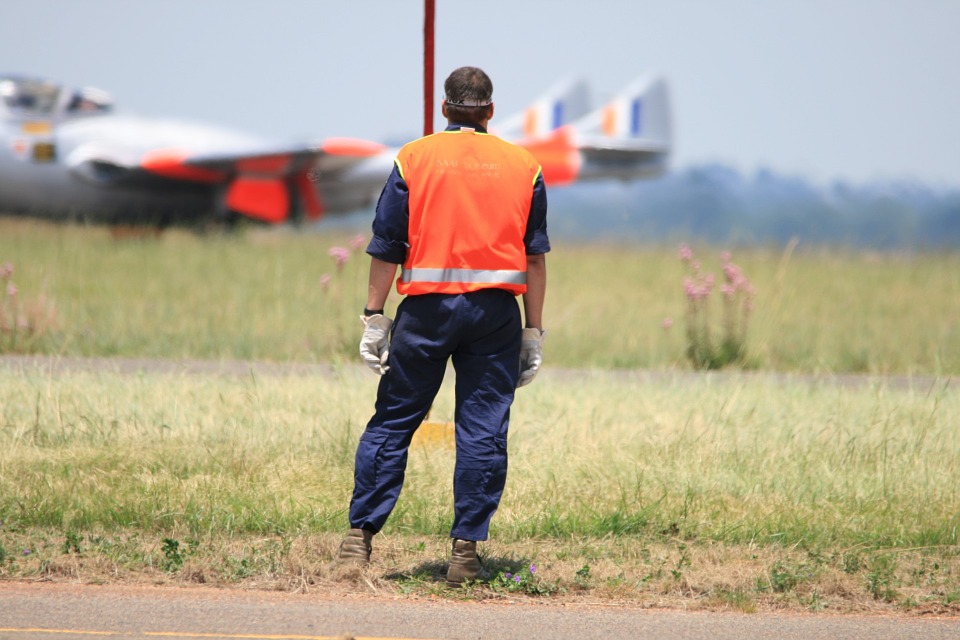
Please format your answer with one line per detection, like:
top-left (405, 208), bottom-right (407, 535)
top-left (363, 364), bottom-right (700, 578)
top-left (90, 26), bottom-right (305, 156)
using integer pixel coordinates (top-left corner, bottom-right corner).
top-left (0, 76), bottom-right (113, 117)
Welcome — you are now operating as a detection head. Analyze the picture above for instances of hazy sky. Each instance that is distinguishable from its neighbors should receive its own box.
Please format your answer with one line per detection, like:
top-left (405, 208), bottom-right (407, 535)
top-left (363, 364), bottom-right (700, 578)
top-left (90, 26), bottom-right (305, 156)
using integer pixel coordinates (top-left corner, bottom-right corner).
top-left (2, 0), bottom-right (958, 187)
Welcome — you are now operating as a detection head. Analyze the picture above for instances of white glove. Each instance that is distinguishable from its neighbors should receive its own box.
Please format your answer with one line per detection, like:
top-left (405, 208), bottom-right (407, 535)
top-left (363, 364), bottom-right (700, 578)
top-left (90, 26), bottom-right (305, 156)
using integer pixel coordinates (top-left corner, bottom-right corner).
top-left (517, 328), bottom-right (545, 388)
top-left (359, 314), bottom-right (393, 375)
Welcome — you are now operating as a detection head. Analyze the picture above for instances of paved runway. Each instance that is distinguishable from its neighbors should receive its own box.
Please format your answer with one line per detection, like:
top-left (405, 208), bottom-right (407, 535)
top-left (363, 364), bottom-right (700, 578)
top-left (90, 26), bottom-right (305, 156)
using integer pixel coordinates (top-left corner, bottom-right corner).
top-left (1, 583), bottom-right (958, 640)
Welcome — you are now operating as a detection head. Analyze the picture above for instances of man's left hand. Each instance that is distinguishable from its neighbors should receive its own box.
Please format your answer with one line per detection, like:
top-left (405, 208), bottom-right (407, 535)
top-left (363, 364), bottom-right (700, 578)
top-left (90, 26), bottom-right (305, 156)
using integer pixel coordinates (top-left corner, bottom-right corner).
top-left (359, 314), bottom-right (393, 375)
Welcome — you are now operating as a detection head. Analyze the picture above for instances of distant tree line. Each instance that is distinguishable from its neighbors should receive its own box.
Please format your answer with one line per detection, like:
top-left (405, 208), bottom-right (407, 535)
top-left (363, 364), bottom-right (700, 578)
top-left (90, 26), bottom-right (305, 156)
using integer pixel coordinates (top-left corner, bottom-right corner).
top-left (547, 163), bottom-right (960, 249)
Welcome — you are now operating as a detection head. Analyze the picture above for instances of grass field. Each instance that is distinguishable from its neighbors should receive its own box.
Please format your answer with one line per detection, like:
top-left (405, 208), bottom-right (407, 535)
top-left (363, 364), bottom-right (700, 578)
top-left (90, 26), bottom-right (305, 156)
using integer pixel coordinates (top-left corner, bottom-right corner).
top-left (2, 218), bottom-right (959, 374)
top-left (1, 218), bottom-right (958, 613)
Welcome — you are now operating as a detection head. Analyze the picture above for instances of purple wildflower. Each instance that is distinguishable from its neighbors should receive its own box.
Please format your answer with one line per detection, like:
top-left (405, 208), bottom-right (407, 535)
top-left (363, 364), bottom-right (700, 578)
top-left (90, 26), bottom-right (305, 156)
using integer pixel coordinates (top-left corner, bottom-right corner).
top-left (529, 564), bottom-right (537, 574)
top-left (513, 575), bottom-right (521, 583)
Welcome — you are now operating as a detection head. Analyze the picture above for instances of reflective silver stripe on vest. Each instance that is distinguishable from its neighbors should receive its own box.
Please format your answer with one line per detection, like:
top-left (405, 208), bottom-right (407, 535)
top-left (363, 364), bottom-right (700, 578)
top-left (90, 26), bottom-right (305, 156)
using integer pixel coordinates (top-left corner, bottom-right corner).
top-left (401, 268), bottom-right (526, 285)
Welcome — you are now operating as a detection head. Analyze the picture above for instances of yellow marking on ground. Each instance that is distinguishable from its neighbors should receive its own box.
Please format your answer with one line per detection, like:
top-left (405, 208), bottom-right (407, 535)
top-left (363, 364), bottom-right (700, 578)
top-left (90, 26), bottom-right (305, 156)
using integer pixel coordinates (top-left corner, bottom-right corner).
top-left (0, 631), bottom-right (426, 640)
top-left (0, 630), bottom-right (117, 636)
top-left (411, 420), bottom-right (454, 448)
top-left (145, 634), bottom-right (425, 640)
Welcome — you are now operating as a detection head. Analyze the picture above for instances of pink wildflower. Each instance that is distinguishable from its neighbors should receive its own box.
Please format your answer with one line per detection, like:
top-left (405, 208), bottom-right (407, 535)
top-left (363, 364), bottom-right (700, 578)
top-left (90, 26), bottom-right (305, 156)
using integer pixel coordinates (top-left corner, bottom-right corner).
top-left (5, 283), bottom-right (17, 297)
top-left (662, 317), bottom-right (674, 329)
top-left (0, 262), bottom-right (12, 279)
top-left (318, 273), bottom-right (332, 290)
top-left (328, 246), bottom-right (350, 270)
top-left (349, 234), bottom-right (367, 251)
top-left (720, 251), bottom-right (731, 264)
top-left (723, 263), bottom-right (741, 283)
top-left (678, 244), bottom-right (693, 262)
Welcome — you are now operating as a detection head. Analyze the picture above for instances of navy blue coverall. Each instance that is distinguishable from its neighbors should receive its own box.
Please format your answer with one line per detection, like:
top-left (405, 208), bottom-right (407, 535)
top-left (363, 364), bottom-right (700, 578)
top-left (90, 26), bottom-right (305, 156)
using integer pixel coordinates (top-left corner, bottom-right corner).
top-left (348, 123), bottom-right (550, 542)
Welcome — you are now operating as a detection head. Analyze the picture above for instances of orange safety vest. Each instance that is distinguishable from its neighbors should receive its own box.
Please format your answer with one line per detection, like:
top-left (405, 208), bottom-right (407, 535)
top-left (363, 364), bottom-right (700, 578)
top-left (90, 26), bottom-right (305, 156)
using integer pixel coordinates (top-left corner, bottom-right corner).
top-left (395, 127), bottom-right (542, 296)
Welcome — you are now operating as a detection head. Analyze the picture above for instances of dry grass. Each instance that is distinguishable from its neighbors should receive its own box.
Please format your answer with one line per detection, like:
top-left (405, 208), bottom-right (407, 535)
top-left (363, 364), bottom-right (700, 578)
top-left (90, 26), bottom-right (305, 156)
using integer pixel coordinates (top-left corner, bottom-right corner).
top-left (1, 363), bottom-right (958, 613)
top-left (3, 529), bottom-right (958, 615)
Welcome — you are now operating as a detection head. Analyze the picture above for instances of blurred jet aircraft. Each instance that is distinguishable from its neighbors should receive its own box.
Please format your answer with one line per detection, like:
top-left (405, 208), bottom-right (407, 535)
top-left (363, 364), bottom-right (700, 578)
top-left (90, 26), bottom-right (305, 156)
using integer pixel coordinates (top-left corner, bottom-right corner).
top-left (0, 73), bottom-right (670, 228)
top-left (495, 74), bottom-right (672, 185)
top-left (0, 74), bottom-right (391, 227)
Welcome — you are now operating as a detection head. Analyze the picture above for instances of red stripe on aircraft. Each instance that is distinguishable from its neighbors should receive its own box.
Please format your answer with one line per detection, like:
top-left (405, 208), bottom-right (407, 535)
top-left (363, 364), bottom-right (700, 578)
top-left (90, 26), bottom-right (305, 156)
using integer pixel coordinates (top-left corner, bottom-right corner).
top-left (226, 177), bottom-right (289, 223)
top-left (295, 170), bottom-right (324, 221)
top-left (140, 149), bottom-right (226, 183)
top-left (236, 155), bottom-right (291, 175)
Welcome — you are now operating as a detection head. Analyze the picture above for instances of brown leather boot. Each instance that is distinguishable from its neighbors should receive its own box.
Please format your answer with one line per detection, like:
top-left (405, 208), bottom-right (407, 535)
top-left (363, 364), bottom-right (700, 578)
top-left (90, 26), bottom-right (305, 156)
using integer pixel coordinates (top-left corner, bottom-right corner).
top-left (446, 539), bottom-right (489, 587)
top-left (337, 528), bottom-right (373, 564)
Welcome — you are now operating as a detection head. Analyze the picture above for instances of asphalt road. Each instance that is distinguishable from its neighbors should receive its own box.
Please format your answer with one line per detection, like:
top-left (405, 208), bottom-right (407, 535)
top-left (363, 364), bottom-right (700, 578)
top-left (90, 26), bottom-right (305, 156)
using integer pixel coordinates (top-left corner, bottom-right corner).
top-left (1, 583), bottom-right (959, 640)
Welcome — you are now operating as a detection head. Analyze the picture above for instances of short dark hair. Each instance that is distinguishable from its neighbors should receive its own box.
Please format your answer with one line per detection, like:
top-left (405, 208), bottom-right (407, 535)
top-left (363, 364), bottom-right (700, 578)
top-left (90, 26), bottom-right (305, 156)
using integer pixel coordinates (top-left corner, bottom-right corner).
top-left (443, 66), bottom-right (493, 125)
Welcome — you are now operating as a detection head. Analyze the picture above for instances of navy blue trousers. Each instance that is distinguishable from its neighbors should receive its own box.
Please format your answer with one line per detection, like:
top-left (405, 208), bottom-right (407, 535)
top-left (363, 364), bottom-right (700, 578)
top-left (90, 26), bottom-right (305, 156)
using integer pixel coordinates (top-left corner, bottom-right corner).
top-left (348, 288), bottom-right (521, 541)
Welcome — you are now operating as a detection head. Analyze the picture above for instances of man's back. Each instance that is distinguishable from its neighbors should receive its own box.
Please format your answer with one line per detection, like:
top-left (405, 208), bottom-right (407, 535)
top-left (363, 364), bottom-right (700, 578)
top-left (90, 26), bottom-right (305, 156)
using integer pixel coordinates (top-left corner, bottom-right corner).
top-left (396, 126), bottom-right (541, 296)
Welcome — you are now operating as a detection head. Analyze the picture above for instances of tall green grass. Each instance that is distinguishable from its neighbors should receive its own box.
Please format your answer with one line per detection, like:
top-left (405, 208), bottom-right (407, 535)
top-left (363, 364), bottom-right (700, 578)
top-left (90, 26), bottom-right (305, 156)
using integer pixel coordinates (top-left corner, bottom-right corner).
top-left (2, 366), bottom-right (956, 549)
top-left (1, 218), bottom-right (959, 373)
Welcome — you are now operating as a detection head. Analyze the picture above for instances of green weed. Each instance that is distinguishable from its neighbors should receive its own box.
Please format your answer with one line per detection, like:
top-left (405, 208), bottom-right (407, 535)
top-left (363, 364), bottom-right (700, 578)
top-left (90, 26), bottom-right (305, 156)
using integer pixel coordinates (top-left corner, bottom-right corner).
top-left (62, 531), bottom-right (82, 555)
top-left (161, 538), bottom-right (184, 572)
top-left (574, 563), bottom-right (591, 588)
top-left (766, 560), bottom-right (818, 593)
top-left (711, 587), bottom-right (757, 613)
top-left (867, 555), bottom-right (899, 602)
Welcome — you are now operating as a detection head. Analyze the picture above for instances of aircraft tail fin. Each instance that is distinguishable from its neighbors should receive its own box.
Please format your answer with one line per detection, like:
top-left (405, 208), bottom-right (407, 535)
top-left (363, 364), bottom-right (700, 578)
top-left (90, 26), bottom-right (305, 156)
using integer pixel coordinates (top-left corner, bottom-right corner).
top-left (494, 76), bottom-right (591, 141)
top-left (572, 75), bottom-right (672, 151)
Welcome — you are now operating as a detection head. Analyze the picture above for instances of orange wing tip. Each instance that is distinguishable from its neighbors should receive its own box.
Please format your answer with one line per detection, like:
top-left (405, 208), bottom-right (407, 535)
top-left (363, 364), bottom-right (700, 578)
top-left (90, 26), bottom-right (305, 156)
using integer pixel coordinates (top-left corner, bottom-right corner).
top-left (141, 148), bottom-right (226, 183)
top-left (321, 137), bottom-right (387, 157)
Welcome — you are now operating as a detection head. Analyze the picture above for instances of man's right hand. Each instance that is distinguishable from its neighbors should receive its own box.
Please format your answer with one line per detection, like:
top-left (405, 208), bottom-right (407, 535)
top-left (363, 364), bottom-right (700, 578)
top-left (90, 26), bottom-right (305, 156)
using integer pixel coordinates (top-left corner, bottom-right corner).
top-left (517, 327), bottom-right (545, 387)
top-left (359, 314), bottom-right (393, 375)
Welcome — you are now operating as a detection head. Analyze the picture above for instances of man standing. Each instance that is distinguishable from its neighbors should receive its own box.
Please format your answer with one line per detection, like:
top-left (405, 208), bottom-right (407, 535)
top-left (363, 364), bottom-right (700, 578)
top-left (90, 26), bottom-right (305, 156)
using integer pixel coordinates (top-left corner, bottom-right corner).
top-left (338, 66), bottom-right (549, 587)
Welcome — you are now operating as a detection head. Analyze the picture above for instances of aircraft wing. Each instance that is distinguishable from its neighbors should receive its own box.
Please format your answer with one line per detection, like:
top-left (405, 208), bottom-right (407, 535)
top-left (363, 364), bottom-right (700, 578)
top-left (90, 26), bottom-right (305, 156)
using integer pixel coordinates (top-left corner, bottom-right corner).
top-left (68, 137), bottom-right (386, 223)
